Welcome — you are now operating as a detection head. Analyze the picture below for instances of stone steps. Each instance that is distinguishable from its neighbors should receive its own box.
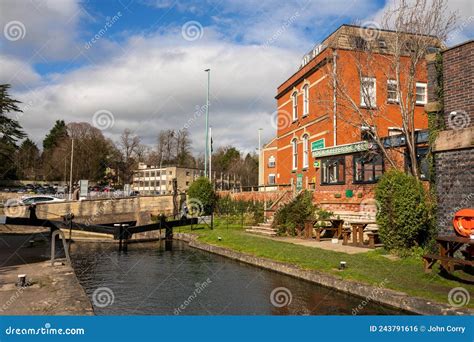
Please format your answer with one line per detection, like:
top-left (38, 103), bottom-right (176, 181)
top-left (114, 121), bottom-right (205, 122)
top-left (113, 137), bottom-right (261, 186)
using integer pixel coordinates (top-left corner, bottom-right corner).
top-left (245, 228), bottom-right (277, 236)
top-left (245, 222), bottom-right (277, 236)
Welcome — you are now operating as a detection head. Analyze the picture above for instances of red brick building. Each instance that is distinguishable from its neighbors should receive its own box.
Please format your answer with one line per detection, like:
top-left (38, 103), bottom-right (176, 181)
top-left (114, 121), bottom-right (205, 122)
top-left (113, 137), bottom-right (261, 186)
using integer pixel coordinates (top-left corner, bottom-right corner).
top-left (261, 25), bottom-right (439, 212)
top-left (259, 137), bottom-right (278, 190)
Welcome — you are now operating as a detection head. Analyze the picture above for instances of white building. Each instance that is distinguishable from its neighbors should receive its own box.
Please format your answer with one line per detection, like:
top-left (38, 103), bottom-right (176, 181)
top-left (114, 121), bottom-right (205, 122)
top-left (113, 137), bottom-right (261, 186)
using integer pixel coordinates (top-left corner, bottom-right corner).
top-left (132, 163), bottom-right (204, 195)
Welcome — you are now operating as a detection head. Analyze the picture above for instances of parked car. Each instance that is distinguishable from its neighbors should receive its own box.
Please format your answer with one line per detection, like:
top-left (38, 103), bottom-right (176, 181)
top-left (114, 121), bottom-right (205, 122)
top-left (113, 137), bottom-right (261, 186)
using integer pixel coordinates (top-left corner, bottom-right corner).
top-left (46, 187), bottom-right (56, 194)
top-left (35, 187), bottom-right (48, 194)
top-left (21, 195), bottom-right (65, 205)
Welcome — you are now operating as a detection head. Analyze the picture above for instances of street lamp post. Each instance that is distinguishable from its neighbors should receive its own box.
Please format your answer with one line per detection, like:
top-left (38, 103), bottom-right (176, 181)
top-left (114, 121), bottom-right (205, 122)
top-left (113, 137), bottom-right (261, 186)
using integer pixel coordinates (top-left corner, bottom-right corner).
top-left (204, 68), bottom-right (210, 179)
top-left (68, 138), bottom-right (74, 200)
top-left (209, 126), bottom-right (212, 184)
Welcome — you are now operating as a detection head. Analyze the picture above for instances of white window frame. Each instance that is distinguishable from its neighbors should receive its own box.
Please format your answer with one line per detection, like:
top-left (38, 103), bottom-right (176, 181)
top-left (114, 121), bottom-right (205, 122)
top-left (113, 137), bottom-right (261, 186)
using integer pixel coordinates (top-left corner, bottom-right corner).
top-left (268, 173), bottom-right (276, 185)
top-left (292, 138), bottom-right (298, 170)
top-left (387, 79), bottom-right (399, 103)
top-left (415, 82), bottom-right (427, 105)
top-left (302, 135), bottom-right (309, 168)
top-left (360, 77), bottom-right (376, 108)
top-left (268, 155), bottom-right (275, 168)
top-left (292, 91), bottom-right (298, 121)
top-left (302, 84), bottom-right (309, 117)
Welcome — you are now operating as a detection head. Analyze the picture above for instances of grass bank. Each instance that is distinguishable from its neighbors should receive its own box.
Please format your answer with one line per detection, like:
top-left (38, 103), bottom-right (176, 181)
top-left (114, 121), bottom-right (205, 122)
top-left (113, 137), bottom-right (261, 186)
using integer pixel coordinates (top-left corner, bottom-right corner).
top-left (176, 219), bottom-right (474, 309)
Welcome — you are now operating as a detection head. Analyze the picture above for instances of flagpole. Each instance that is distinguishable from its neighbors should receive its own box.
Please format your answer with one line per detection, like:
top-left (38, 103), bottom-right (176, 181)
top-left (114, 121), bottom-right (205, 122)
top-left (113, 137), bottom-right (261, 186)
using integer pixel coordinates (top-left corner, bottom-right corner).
top-left (204, 69), bottom-right (210, 178)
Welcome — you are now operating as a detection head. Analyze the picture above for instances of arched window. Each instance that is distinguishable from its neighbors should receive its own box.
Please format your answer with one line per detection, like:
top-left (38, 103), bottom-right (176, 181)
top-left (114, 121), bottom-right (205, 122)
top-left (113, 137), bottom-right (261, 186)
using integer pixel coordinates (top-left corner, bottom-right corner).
top-left (303, 84), bottom-right (309, 116)
top-left (292, 91), bottom-right (298, 121)
top-left (302, 134), bottom-right (309, 168)
top-left (292, 138), bottom-right (298, 170)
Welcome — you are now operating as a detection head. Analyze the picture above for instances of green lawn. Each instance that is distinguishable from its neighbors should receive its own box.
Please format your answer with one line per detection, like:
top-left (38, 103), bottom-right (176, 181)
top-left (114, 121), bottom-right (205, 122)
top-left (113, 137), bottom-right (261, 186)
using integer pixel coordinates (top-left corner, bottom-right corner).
top-left (176, 219), bottom-right (474, 308)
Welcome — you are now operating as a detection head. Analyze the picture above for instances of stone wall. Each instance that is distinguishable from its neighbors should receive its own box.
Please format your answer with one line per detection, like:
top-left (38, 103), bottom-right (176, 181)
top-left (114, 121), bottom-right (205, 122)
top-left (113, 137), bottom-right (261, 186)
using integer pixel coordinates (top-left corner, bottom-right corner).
top-left (430, 41), bottom-right (474, 235)
top-left (434, 130), bottom-right (474, 235)
top-left (1, 195), bottom-right (177, 226)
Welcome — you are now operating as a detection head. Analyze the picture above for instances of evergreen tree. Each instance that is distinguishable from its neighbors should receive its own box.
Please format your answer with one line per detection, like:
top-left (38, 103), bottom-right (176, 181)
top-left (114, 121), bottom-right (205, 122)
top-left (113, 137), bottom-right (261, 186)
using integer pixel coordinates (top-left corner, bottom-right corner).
top-left (15, 138), bottom-right (40, 179)
top-left (0, 84), bottom-right (25, 179)
top-left (43, 120), bottom-right (68, 149)
top-left (0, 84), bottom-right (25, 146)
top-left (41, 120), bottom-right (70, 181)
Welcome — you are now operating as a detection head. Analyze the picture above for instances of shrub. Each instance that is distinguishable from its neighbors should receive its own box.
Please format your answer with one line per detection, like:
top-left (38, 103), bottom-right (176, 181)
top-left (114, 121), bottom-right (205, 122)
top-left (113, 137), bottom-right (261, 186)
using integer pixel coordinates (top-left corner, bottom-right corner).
top-left (375, 170), bottom-right (435, 252)
top-left (215, 195), bottom-right (264, 225)
top-left (273, 190), bottom-right (316, 236)
top-left (187, 177), bottom-right (216, 215)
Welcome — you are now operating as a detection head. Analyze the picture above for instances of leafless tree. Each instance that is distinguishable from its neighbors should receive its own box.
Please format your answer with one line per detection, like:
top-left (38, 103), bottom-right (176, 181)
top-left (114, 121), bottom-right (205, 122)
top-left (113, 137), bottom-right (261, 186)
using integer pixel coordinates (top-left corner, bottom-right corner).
top-left (325, 0), bottom-right (457, 178)
top-left (135, 144), bottom-right (148, 163)
top-left (156, 129), bottom-right (175, 165)
top-left (175, 129), bottom-right (192, 166)
top-left (67, 122), bottom-right (112, 181)
top-left (119, 128), bottom-right (140, 183)
top-left (155, 129), bottom-right (193, 167)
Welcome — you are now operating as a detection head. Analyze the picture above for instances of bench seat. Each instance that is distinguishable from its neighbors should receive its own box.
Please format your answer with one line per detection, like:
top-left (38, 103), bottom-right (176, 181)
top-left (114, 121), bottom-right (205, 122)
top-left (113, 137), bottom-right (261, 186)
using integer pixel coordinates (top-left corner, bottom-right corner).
top-left (422, 253), bottom-right (474, 273)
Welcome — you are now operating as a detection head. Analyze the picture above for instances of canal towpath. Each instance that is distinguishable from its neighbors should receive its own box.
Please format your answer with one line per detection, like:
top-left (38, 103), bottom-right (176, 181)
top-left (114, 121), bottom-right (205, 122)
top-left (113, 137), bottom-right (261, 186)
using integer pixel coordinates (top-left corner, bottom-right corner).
top-left (0, 226), bottom-right (93, 315)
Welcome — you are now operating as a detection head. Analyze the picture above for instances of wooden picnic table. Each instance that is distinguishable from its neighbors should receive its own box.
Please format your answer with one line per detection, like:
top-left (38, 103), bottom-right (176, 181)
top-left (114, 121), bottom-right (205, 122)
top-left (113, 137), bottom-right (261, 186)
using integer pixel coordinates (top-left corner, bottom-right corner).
top-left (423, 235), bottom-right (474, 273)
top-left (304, 218), bottom-right (344, 241)
top-left (342, 221), bottom-right (377, 247)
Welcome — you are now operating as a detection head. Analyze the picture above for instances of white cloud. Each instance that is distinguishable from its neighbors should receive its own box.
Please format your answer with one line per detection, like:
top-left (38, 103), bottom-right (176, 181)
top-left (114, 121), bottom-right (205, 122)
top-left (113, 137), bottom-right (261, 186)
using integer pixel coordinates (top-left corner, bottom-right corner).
top-left (369, 0), bottom-right (474, 46)
top-left (145, 0), bottom-right (380, 50)
top-left (0, 0), bottom-right (83, 61)
top-left (14, 28), bottom-right (298, 153)
top-left (7, 0), bottom-right (471, 156)
top-left (0, 55), bottom-right (42, 88)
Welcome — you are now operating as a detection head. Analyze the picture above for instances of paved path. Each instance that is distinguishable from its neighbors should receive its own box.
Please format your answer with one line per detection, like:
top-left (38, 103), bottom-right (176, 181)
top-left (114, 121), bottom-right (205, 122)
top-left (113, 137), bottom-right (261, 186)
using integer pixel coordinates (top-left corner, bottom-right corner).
top-left (0, 230), bottom-right (93, 315)
top-left (0, 260), bottom-right (93, 315)
top-left (252, 235), bottom-right (372, 254)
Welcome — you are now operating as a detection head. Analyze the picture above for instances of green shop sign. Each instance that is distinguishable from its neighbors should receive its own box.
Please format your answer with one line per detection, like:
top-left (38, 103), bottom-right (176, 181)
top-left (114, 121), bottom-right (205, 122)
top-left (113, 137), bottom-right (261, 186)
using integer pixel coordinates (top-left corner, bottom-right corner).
top-left (311, 138), bottom-right (325, 151)
top-left (312, 141), bottom-right (369, 158)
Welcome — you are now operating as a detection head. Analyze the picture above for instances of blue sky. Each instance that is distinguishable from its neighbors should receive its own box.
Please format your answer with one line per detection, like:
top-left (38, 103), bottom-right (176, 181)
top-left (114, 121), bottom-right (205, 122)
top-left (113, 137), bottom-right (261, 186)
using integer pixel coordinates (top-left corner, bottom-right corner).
top-left (1, 0), bottom-right (472, 153)
top-left (29, 0), bottom-right (383, 76)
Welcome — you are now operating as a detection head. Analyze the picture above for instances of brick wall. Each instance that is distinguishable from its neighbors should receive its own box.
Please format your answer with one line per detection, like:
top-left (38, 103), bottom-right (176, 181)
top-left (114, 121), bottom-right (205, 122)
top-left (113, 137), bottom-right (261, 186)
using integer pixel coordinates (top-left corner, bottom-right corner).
top-left (432, 41), bottom-right (474, 235)
top-left (442, 41), bottom-right (474, 129)
top-left (261, 138), bottom-right (278, 186)
top-left (434, 149), bottom-right (474, 235)
top-left (217, 190), bottom-right (285, 203)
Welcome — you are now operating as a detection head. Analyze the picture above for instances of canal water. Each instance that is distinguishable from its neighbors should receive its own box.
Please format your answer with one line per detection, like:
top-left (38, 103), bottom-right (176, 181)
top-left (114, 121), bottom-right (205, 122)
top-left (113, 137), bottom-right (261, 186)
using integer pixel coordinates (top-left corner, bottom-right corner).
top-left (70, 240), bottom-right (405, 315)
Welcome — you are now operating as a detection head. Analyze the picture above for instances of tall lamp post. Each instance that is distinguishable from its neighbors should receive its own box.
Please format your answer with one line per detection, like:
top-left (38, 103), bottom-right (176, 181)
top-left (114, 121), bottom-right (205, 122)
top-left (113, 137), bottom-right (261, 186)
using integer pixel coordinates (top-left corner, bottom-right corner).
top-left (209, 126), bottom-right (212, 184)
top-left (204, 68), bottom-right (210, 179)
top-left (68, 138), bottom-right (74, 200)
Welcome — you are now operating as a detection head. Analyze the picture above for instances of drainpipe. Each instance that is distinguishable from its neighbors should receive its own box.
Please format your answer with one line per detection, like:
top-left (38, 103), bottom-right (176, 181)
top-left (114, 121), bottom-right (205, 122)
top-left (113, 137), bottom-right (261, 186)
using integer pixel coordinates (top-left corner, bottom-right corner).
top-left (332, 50), bottom-right (338, 146)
